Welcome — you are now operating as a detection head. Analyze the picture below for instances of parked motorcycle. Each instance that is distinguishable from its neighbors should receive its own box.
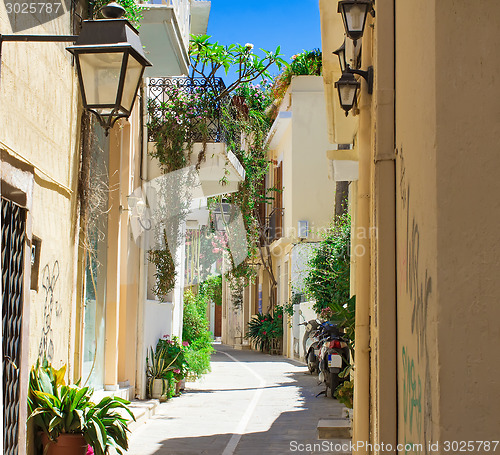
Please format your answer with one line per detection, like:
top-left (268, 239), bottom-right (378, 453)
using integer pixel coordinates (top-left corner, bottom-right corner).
top-left (317, 321), bottom-right (349, 398)
top-left (300, 319), bottom-right (322, 373)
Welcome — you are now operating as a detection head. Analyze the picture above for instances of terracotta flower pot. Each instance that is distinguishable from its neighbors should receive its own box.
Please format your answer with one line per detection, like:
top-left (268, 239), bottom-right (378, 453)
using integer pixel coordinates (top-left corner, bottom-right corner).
top-left (41, 433), bottom-right (88, 455)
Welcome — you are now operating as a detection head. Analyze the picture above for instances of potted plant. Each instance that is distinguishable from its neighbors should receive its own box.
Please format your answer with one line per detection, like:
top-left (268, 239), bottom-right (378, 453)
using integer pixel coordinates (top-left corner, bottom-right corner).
top-left (28, 359), bottom-right (135, 455)
top-left (145, 342), bottom-right (179, 400)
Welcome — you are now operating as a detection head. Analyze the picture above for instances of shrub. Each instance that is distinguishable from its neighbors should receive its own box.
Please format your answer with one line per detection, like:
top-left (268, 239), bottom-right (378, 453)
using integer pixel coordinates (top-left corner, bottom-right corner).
top-left (334, 380), bottom-right (354, 408)
top-left (304, 213), bottom-right (355, 356)
top-left (246, 306), bottom-right (283, 352)
top-left (183, 290), bottom-right (214, 379)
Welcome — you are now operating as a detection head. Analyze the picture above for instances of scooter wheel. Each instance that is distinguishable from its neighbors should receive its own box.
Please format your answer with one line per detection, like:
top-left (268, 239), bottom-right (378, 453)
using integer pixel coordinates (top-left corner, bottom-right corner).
top-left (329, 373), bottom-right (341, 398)
top-left (307, 351), bottom-right (316, 373)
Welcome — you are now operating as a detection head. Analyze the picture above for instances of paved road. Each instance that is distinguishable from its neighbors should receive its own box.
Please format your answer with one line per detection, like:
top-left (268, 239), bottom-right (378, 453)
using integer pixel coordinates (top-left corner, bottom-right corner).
top-left (126, 344), bottom-right (350, 455)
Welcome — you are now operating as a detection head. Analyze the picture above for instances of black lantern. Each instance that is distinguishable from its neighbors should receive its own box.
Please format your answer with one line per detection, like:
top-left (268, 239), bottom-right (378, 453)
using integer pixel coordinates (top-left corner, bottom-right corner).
top-left (67, 6), bottom-right (151, 133)
top-left (333, 41), bottom-right (347, 72)
top-left (337, 0), bottom-right (373, 43)
top-left (334, 67), bottom-right (373, 116)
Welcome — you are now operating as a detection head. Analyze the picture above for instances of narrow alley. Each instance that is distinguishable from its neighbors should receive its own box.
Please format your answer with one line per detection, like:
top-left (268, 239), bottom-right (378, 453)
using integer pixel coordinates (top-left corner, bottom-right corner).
top-left (126, 345), bottom-right (350, 455)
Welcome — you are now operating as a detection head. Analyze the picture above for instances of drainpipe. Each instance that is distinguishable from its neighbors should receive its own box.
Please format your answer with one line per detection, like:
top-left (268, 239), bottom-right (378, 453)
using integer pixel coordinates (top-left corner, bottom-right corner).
top-left (352, 15), bottom-right (373, 455)
top-left (135, 82), bottom-right (149, 399)
top-left (371, 0), bottom-right (397, 451)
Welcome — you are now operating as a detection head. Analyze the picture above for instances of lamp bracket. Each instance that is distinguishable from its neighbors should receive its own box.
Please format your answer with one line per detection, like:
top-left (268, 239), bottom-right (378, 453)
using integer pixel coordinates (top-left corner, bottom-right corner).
top-left (347, 66), bottom-right (373, 94)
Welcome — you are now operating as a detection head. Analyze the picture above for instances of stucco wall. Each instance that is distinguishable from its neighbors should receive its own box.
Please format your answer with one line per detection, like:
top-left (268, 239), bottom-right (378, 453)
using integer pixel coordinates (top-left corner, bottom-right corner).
top-left (271, 76), bottom-right (336, 242)
top-left (434, 0), bottom-right (500, 441)
top-left (0, 6), bottom-right (80, 375)
top-left (395, 0), bottom-right (440, 449)
top-left (290, 76), bottom-right (335, 238)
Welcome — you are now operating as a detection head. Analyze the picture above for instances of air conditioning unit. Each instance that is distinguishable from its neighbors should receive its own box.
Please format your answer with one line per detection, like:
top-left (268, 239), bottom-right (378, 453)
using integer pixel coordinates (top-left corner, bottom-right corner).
top-left (298, 220), bottom-right (309, 239)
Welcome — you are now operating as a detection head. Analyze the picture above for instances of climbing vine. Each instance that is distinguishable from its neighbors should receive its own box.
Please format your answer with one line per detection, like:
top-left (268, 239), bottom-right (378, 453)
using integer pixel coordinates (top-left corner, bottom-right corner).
top-left (147, 36), bottom-right (285, 297)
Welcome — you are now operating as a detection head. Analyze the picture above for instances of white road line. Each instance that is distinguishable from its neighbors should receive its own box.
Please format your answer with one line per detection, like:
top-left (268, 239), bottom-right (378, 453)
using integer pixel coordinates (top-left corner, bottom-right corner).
top-left (220, 350), bottom-right (266, 455)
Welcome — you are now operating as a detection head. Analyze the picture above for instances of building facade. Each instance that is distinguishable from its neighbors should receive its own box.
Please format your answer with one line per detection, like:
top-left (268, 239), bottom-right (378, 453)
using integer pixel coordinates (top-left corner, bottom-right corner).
top-left (1, 0), bottom-right (211, 451)
top-left (320, 0), bottom-right (500, 453)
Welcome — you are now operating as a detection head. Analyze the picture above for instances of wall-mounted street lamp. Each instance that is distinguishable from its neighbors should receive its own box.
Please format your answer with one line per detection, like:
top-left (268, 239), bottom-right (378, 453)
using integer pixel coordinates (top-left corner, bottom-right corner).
top-left (333, 41), bottom-right (347, 73)
top-left (334, 67), bottom-right (373, 116)
top-left (337, 0), bottom-right (374, 44)
top-left (0, 3), bottom-right (151, 134)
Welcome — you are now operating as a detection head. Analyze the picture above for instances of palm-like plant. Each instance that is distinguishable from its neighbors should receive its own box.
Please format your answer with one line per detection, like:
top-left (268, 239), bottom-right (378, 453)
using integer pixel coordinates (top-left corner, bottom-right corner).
top-left (28, 359), bottom-right (135, 455)
top-left (145, 345), bottom-right (180, 397)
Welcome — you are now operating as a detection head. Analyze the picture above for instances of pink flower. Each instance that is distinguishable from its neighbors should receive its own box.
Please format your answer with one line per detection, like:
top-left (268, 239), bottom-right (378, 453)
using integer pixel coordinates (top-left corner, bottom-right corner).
top-left (262, 331), bottom-right (267, 335)
top-left (174, 369), bottom-right (180, 374)
top-left (182, 341), bottom-right (189, 346)
top-left (87, 446), bottom-right (94, 455)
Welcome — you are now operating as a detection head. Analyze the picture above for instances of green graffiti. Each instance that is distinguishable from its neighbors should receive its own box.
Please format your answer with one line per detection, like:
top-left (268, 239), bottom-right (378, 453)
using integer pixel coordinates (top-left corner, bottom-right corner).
top-left (402, 346), bottom-right (422, 439)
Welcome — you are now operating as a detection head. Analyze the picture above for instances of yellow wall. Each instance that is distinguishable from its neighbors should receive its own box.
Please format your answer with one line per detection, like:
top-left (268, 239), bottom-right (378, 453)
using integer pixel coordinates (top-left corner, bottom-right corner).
top-left (0, 9), bottom-right (80, 372)
top-left (270, 76), bottom-right (336, 242)
top-left (432, 0), bottom-right (500, 441)
top-left (394, 0), bottom-right (438, 448)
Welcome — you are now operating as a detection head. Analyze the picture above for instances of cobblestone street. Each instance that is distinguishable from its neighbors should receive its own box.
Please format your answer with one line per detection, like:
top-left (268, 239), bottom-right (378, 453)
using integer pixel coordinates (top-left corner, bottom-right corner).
top-left (126, 345), bottom-right (350, 455)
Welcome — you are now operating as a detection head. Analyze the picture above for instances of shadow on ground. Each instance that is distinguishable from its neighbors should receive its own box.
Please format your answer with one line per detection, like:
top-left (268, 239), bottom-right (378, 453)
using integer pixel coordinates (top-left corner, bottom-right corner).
top-left (139, 358), bottom-right (350, 455)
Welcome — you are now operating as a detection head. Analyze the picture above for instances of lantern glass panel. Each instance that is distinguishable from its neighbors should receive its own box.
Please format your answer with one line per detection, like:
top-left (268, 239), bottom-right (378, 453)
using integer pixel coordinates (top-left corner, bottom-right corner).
top-left (344, 3), bottom-right (369, 33)
top-left (339, 83), bottom-right (357, 108)
top-left (121, 54), bottom-right (143, 112)
top-left (79, 51), bottom-right (125, 106)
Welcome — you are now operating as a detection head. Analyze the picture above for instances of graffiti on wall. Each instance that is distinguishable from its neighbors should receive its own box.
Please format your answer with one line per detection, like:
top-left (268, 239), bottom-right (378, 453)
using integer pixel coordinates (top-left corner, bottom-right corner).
top-left (38, 260), bottom-right (62, 360)
top-left (399, 149), bottom-right (434, 453)
top-left (402, 346), bottom-right (422, 439)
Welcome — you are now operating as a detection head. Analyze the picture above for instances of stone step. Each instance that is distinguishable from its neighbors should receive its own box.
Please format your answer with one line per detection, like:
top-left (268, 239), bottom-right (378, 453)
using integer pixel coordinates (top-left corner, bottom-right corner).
top-left (317, 418), bottom-right (351, 439)
top-left (126, 399), bottom-right (160, 433)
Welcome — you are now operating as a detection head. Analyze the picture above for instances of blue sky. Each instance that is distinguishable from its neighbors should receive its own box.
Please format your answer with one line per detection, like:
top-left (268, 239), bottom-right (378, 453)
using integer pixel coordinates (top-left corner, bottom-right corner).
top-left (206, 0), bottom-right (322, 83)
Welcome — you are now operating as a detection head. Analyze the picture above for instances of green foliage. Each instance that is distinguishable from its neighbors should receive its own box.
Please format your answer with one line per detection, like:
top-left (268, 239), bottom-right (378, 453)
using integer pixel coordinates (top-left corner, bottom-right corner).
top-left (270, 49), bottom-right (323, 118)
top-left (246, 306), bottom-right (284, 352)
top-left (148, 245), bottom-right (177, 298)
top-left (334, 380), bottom-right (354, 409)
top-left (183, 290), bottom-right (214, 378)
top-left (305, 213), bottom-right (351, 313)
top-left (304, 213), bottom-right (355, 355)
top-left (148, 36), bottom-right (282, 292)
top-left (145, 339), bottom-right (183, 398)
top-left (28, 359), bottom-right (134, 455)
top-left (148, 87), bottom-right (213, 173)
top-left (88, 0), bottom-right (143, 25)
top-left (200, 274), bottom-right (223, 306)
top-left (189, 35), bottom-right (286, 100)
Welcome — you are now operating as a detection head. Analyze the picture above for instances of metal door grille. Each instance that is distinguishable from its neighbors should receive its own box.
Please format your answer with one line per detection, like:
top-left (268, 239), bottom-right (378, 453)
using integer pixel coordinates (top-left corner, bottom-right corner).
top-left (2, 197), bottom-right (26, 455)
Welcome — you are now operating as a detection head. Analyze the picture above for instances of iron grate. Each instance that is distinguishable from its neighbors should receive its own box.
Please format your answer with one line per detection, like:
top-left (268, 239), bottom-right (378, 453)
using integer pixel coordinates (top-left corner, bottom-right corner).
top-left (2, 197), bottom-right (26, 455)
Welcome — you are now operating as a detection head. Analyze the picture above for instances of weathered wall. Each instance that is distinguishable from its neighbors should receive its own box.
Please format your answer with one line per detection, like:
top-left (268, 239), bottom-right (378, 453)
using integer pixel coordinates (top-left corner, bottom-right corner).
top-left (395, 0), bottom-right (440, 450)
top-left (434, 0), bottom-right (500, 442)
top-left (395, 0), bottom-right (500, 449)
top-left (0, 6), bottom-right (80, 373)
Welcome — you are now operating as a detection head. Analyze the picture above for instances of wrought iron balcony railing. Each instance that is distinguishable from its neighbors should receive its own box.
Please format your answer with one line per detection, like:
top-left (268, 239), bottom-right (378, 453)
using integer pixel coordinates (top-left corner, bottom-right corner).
top-left (147, 77), bottom-right (228, 143)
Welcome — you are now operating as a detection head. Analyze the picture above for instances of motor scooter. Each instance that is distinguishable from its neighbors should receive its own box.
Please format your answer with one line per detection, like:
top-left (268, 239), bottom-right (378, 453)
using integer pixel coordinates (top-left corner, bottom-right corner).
top-left (300, 319), bottom-right (322, 373)
top-left (317, 321), bottom-right (349, 398)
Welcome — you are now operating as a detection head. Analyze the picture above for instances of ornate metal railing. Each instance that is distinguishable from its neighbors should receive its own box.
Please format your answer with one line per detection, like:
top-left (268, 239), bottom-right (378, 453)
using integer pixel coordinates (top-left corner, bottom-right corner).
top-left (147, 77), bottom-right (228, 143)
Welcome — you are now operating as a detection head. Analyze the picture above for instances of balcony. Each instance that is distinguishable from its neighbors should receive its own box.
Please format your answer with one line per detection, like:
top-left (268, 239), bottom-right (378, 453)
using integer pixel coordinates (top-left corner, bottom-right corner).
top-left (139, 0), bottom-right (211, 77)
top-left (147, 77), bottom-right (227, 143)
top-left (146, 77), bottom-right (245, 198)
top-left (266, 208), bottom-right (284, 244)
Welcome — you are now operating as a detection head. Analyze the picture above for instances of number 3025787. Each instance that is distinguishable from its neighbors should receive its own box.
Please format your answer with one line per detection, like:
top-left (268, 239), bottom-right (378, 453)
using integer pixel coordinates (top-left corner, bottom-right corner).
top-left (5, 3), bottom-right (62, 15)
top-left (443, 441), bottom-right (499, 452)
